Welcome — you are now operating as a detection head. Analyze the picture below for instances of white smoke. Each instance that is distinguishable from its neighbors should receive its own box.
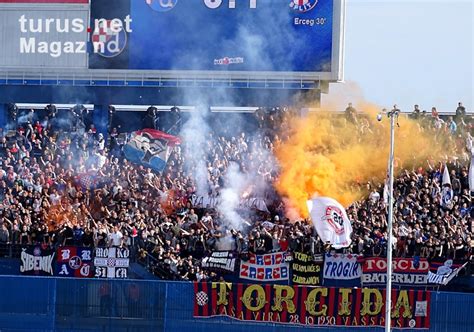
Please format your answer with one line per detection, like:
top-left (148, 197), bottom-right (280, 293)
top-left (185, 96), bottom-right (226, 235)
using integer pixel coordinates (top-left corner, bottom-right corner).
top-left (180, 105), bottom-right (210, 197)
top-left (217, 135), bottom-right (278, 231)
top-left (218, 163), bottom-right (247, 230)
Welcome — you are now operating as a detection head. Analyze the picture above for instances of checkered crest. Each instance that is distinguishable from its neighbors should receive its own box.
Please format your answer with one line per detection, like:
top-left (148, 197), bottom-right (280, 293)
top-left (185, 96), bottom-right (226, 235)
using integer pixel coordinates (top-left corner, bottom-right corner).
top-left (195, 291), bottom-right (208, 306)
top-left (92, 20), bottom-right (115, 44)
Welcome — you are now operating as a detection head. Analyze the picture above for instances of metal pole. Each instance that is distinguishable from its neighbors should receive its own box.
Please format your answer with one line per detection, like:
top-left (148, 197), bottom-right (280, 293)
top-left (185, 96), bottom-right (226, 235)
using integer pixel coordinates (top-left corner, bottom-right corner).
top-left (385, 111), bottom-right (396, 332)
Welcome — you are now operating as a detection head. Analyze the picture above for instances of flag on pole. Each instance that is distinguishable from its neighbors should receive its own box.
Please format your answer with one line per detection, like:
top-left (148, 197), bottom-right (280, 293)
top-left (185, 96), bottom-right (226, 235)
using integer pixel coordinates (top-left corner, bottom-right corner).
top-left (123, 129), bottom-right (180, 172)
top-left (307, 197), bottom-right (353, 249)
top-left (442, 164), bottom-right (451, 186)
top-left (469, 150), bottom-right (474, 192)
top-left (441, 164), bottom-right (453, 209)
top-left (383, 181), bottom-right (389, 205)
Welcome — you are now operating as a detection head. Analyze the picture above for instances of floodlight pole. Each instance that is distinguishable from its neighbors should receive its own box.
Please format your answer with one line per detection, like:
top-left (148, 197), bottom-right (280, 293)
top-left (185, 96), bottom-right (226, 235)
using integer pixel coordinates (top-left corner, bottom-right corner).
top-left (385, 109), bottom-right (398, 332)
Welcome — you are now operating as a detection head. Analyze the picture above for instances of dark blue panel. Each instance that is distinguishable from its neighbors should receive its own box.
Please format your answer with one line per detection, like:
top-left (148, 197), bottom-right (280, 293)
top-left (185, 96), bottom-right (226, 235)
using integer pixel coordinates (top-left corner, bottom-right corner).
top-left (91, 80), bottom-right (109, 86)
top-left (41, 79), bottom-right (59, 85)
top-left (143, 81), bottom-right (162, 87)
top-left (125, 81), bottom-right (143, 87)
top-left (249, 82), bottom-right (266, 88)
top-left (108, 80), bottom-right (126, 86)
top-left (285, 83), bottom-right (303, 89)
top-left (57, 80), bottom-right (74, 86)
top-left (6, 79), bottom-right (24, 85)
top-left (24, 80), bottom-right (41, 85)
top-left (75, 80), bottom-right (92, 86)
top-left (231, 82), bottom-right (249, 88)
top-left (0, 104), bottom-right (6, 130)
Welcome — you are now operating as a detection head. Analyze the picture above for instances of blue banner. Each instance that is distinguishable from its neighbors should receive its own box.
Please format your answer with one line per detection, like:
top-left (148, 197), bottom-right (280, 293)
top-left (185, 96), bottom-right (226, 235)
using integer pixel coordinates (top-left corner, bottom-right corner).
top-left (322, 253), bottom-right (362, 287)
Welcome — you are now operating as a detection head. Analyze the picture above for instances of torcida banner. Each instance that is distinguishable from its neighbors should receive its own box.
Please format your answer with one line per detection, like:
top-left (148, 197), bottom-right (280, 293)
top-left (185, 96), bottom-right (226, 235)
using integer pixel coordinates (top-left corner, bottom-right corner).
top-left (362, 258), bottom-right (429, 287)
top-left (193, 283), bottom-right (431, 329)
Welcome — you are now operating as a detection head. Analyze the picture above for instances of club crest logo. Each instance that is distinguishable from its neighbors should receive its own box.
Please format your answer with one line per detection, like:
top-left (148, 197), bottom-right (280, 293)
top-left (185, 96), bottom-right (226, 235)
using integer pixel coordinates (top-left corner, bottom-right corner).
top-left (289, 0), bottom-right (318, 13)
top-left (146, 0), bottom-right (179, 12)
top-left (91, 20), bottom-right (127, 58)
top-left (69, 256), bottom-right (82, 270)
top-left (323, 206), bottom-right (345, 235)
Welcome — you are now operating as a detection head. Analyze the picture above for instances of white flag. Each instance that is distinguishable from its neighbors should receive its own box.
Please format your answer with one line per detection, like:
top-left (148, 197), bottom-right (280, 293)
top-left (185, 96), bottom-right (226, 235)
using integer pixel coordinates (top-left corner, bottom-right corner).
top-left (469, 151), bottom-right (474, 192)
top-left (307, 197), bottom-right (353, 249)
top-left (383, 179), bottom-right (389, 204)
top-left (441, 164), bottom-right (453, 209)
top-left (442, 164), bottom-right (451, 186)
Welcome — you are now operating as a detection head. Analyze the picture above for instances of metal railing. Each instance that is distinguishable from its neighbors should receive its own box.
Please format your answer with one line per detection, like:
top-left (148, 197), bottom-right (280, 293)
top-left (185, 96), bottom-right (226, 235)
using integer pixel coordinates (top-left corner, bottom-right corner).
top-left (0, 69), bottom-right (321, 90)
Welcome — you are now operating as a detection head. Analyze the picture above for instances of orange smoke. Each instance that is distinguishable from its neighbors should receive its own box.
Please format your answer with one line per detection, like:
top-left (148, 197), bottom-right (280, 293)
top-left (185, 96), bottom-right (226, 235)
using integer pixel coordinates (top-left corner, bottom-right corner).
top-left (274, 104), bottom-right (453, 217)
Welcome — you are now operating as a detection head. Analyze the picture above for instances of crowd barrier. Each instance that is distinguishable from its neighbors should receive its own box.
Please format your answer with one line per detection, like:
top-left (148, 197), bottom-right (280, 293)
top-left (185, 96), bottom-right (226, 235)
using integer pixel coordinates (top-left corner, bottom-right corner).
top-left (0, 276), bottom-right (473, 332)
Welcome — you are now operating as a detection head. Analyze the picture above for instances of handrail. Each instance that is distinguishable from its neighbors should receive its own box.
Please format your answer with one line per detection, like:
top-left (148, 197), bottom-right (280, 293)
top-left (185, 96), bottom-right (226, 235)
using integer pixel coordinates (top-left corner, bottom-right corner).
top-left (0, 68), bottom-right (322, 89)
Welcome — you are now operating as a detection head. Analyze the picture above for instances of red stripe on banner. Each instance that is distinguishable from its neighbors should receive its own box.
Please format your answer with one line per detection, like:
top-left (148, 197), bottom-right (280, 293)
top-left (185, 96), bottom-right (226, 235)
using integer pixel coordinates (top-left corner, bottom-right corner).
top-left (292, 285), bottom-right (299, 324)
top-left (236, 284), bottom-right (243, 320)
top-left (425, 291), bottom-right (431, 328)
top-left (0, 0), bottom-right (88, 2)
top-left (300, 287), bottom-right (308, 325)
top-left (202, 283), bottom-right (209, 317)
top-left (380, 289), bottom-right (386, 327)
top-left (415, 290), bottom-right (423, 328)
top-left (211, 283), bottom-right (218, 316)
top-left (335, 289), bottom-right (341, 326)
top-left (228, 285), bottom-right (234, 319)
top-left (193, 283), bottom-right (199, 317)
top-left (327, 287), bottom-right (336, 321)
top-left (348, 289), bottom-right (357, 326)
top-left (318, 288), bottom-right (326, 325)
top-left (354, 288), bottom-right (362, 325)
top-left (264, 284), bottom-right (271, 321)
top-left (408, 289), bottom-right (415, 328)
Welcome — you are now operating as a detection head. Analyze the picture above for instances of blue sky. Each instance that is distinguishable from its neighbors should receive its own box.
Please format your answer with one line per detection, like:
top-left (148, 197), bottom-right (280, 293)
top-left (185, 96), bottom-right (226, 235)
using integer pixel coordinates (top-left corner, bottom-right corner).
top-left (323, 0), bottom-right (473, 113)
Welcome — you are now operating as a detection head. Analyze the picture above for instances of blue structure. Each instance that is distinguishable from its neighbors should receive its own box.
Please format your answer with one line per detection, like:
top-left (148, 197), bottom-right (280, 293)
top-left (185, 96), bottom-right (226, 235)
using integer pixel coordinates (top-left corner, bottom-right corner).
top-left (0, 276), bottom-right (472, 332)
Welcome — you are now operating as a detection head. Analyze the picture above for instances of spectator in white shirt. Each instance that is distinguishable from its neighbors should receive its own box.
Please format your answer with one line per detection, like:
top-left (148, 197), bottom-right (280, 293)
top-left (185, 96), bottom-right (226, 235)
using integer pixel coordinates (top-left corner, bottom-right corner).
top-left (109, 225), bottom-right (123, 247)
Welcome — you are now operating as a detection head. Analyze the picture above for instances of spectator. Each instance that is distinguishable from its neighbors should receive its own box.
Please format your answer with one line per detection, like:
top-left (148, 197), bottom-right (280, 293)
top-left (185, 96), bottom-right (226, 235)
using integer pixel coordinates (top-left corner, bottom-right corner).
top-left (0, 104), bottom-right (471, 281)
top-left (345, 103), bottom-right (358, 124)
top-left (455, 102), bottom-right (466, 123)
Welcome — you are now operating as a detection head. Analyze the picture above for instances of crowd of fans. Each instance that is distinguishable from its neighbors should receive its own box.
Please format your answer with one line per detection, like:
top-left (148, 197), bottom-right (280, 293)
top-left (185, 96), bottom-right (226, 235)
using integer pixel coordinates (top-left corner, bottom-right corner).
top-left (0, 103), bottom-right (472, 281)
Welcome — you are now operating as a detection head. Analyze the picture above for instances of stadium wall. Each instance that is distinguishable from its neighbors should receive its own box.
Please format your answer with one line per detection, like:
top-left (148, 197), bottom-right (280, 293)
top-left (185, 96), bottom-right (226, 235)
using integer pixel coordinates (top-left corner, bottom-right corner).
top-left (0, 276), bottom-right (472, 332)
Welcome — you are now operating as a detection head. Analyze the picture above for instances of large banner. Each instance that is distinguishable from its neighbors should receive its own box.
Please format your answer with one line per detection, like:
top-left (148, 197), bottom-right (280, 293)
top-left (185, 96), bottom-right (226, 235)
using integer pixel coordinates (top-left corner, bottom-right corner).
top-left (123, 129), bottom-right (180, 172)
top-left (239, 252), bottom-right (289, 282)
top-left (194, 283), bottom-right (431, 329)
top-left (362, 258), bottom-right (429, 287)
top-left (322, 254), bottom-right (361, 287)
top-left (56, 246), bottom-right (93, 278)
top-left (291, 252), bottom-right (322, 286)
top-left (89, 0), bottom-right (339, 78)
top-left (94, 247), bottom-right (129, 279)
top-left (201, 251), bottom-right (237, 274)
top-left (19, 246), bottom-right (55, 276)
